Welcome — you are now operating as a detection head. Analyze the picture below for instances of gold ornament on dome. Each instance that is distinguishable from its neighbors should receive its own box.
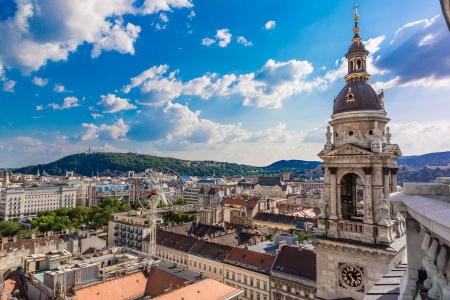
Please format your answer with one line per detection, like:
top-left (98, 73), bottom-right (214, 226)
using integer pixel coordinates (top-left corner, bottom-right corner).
top-left (346, 88), bottom-right (355, 102)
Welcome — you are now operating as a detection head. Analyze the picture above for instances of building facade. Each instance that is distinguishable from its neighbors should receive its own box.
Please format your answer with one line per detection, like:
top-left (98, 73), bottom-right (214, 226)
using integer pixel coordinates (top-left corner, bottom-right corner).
top-left (313, 8), bottom-right (406, 300)
top-left (107, 211), bottom-right (153, 251)
top-left (0, 185), bottom-right (76, 221)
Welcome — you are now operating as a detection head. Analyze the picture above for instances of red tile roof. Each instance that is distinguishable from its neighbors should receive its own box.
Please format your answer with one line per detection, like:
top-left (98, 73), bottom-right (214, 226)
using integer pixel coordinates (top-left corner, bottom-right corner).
top-left (154, 278), bottom-right (242, 300)
top-left (145, 267), bottom-right (190, 298)
top-left (71, 271), bottom-right (146, 300)
top-left (224, 247), bottom-right (275, 274)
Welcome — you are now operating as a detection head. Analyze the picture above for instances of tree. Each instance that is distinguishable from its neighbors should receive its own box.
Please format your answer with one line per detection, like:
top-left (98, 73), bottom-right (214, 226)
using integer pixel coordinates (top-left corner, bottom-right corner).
top-left (0, 221), bottom-right (24, 237)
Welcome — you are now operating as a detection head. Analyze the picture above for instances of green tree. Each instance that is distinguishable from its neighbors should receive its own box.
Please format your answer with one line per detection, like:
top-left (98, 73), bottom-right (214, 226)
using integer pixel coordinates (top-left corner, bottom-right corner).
top-left (0, 221), bottom-right (24, 237)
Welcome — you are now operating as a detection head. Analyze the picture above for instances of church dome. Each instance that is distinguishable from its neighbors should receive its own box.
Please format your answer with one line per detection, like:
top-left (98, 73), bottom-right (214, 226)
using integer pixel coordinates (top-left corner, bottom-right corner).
top-left (333, 81), bottom-right (384, 115)
top-left (347, 40), bottom-right (369, 56)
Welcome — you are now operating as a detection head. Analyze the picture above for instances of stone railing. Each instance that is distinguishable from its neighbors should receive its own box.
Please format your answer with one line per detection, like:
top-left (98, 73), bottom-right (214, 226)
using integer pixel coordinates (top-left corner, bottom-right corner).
top-left (390, 181), bottom-right (450, 300)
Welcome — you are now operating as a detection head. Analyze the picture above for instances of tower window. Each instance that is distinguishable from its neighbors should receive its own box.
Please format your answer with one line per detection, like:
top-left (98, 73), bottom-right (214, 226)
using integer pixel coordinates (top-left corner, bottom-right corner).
top-left (369, 130), bottom-right (373, 135)
top-left (357, 59), bottom-right (362, 69)
top-left (348, 131), bottom-right (354, 136)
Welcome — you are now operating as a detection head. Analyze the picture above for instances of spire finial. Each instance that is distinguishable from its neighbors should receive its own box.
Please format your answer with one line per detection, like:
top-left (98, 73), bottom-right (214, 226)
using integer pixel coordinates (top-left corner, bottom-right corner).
top-left (352, 4), bottom-right (361, 41)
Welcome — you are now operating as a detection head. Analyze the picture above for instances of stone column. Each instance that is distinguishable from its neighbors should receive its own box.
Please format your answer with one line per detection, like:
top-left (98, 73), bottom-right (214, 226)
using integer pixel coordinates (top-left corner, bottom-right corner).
top-left (429, 244), bottom-right (448, 299)
top-left (337, 184), bottom-right (342, 219)
top-left (391, 168), bottom-right (398, 193)
top-left (329, 167), bottom-right (338, 220)
top-left (372, 165), bottom-right (383, 223)
top-left (363, 167), bottom-right (373, 224)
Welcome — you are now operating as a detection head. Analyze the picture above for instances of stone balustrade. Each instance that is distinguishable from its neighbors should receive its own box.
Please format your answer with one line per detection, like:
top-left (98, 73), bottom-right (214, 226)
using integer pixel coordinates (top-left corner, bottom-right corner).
top-left (389, 181), bottom-right (450, 300)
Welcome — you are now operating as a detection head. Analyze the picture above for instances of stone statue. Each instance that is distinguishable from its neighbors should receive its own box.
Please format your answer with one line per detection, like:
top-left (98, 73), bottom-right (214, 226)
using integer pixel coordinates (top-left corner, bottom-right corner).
top-left (323, 125), bottom-right (333, 153)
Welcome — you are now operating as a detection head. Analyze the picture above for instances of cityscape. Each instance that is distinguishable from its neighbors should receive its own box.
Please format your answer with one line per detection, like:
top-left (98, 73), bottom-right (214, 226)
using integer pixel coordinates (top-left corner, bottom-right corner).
top-left (0, 1), bottom-right (450, 300)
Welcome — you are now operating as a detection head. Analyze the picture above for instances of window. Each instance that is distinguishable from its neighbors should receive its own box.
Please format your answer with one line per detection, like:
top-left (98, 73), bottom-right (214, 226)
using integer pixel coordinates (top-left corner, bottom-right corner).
top-left (214, 267), bottom-right (217, 273)
top-left (226, 271), bottom-right (230, 278)
top-left (194, 261), bottom-right (197, 267)
top-left (244, 276), bottom-right (247, 284)
top-left (250, 278), bottom-right (253, 286)
top-left (263, 282), bottom-right (267, 291)
top-left (232, 272), bottom-right (235, 280)
top-left (209, 265), bottom-right (211, 272)
top-left (199, 262), bottom-right (201, 269)
top-left (257, 280), bottom-right (260, 289)
top-left (220, 269), bottom-right (222, 276)
top-left (203, 264), bottom-right (206, 271)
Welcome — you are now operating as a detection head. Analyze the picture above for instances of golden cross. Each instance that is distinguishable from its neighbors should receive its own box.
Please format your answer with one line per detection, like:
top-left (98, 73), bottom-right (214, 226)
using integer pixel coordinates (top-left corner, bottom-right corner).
top-left (353, 3), bottom-right (360, 14)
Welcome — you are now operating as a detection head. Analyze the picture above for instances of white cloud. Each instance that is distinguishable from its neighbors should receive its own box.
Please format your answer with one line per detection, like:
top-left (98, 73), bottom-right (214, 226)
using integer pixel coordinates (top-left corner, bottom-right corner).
top-left (373, 15), bottom-right (450, 89)
top-left (201, 38), bottom-right (215, 46)
top-left (91, 20), bottom-right (141, 58)
top-left (122, 58), bottom-right (327, 109)
top-left (159, 12), bottom-right (169, 23)
top-left (46, 96), bottom-right (80, 110)
top-left (32, 76), bottom-right (48, 87)
top-left (264, 20), bottom-right (276, 30)
top-left (53, 84), bottom-right (69, 93)
top-left (91, 113), bottom-right (103, 119)
top-left (389, 121), bottom-right (450, 155)
top-left (215, 29), bottom-right (232, 47)
top-left (2, 80), bottom-right (16, 92)
top-left (237, 36), bottom-right (253, 47)
top-left (0, 0), bottom-right (192, 74)
top-left (97, 93), bottom-right (137, 113)
top-left (78, 118), bottom-right (129, 140)
top-left (141, 0), bottom-right (193, 14)
top-left (36, 105), bottom-right (44, 111)
top-left (187, 10), bottom-right (195, 19)
top-left (128, 101), bottom-right (293, 145)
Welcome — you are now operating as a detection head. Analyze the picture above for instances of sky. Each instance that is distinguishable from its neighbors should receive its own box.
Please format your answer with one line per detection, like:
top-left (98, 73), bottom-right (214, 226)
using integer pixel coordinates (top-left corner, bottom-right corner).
top-left (0, 0), bottom-right (450, 168)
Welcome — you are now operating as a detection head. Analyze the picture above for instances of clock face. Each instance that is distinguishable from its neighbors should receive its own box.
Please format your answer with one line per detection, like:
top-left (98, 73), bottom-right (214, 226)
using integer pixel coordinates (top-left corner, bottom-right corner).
top-left (340, 265), bottom-right (363, 288)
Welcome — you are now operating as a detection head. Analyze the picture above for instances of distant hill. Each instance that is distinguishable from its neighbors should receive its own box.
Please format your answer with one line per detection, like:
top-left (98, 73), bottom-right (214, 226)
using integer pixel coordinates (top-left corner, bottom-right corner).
top-left (398, 151), bottom-right (450, 168)
top-left (14, 153), bottom-right (263, 177)
top-left (14, 153), bottom-right (324, 178)
top-left (264, 160), bottom-right (322, 170)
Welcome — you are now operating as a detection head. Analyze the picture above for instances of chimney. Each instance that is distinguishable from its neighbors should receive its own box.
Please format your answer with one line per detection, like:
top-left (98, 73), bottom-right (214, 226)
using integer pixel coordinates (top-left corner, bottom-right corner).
top-left (12, 236), bottom-right (17, 242)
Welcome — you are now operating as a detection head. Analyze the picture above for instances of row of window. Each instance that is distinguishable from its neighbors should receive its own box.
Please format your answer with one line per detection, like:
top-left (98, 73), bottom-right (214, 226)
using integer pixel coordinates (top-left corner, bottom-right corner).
top-left (189, 259), bottom-right (222, 276)
top-left (226, 270), bottom-right (268, 290)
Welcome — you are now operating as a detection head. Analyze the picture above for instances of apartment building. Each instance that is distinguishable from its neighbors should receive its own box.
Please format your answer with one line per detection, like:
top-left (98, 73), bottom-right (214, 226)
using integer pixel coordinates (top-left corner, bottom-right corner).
top-left (0, 184), bottom-right (76, 221)
top-left (187, 240), bottom-right (233, 282)
top-left (107, 211), bottom-right (153, 251)
top-left (152, 230), bottom-right (198, 268)
top-left (223, 248), bottom-right (275, 300)
top-left (184, 186), bottom-right (201, 205)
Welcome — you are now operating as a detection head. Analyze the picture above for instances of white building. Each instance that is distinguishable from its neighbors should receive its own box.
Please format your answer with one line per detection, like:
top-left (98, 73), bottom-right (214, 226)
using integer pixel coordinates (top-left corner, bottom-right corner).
top-left (0, 185), bottom-right (77, 221)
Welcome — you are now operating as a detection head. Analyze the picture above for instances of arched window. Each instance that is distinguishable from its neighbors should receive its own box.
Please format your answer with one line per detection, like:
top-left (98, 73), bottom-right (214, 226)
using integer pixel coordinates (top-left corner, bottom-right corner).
top-left (356, 59), bottom-right (362, 70)
top-left (340, 173), bottom-right (364, 221)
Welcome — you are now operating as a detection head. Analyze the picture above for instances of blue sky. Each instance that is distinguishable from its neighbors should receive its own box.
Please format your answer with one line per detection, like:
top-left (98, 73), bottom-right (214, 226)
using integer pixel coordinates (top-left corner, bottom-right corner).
top-left (1, 0), bottom-right (449, 167)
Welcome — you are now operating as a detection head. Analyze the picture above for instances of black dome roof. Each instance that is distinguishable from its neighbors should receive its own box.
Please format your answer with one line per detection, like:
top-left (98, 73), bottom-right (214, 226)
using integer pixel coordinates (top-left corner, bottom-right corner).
top-left (346, 40), bottom-right (369, 57)
top-left (333, 81), bottom-right (384, 115)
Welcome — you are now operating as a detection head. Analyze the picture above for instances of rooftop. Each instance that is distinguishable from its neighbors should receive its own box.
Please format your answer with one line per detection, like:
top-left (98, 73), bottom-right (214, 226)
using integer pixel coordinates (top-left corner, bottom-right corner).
top-left (224, 247), bottom-right (275, 274)
top-left (155, 230), bottom-right (198, 252)
top-left (189, 240), bottom-right (234, 261)
top-left (272, 245), bottom-right (317, 282)
top-left (153, 278), bottom-right (243, 300)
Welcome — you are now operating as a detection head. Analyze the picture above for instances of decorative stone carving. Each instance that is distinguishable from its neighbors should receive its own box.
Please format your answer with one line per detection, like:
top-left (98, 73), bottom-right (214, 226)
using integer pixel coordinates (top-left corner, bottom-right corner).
top-left (371, 137), bottom-right (382, 153)
top-left (385, 126), bottom-right (391, 144)
top-left (373, 121), bottom-right (383, 139)
top-left (318, 198), bottom-right (327, 218)
top-left (377, 201), bottom-right (390, 226)
top-left (324, 125), bottom-right (333, 153)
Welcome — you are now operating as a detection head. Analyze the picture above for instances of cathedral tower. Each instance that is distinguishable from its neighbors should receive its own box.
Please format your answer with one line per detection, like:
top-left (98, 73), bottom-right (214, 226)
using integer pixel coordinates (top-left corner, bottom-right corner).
top-left (314, 6), bottom-right (406, 299)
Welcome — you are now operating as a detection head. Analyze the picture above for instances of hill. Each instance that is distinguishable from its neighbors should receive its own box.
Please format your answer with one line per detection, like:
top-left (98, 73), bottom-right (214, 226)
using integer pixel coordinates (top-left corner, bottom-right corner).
top-left (14, 152), bottom-right (264, 177)
top-left (398, 151), bottom-right (450, 168)
top-left (264, 159), bottom-right (322, 170)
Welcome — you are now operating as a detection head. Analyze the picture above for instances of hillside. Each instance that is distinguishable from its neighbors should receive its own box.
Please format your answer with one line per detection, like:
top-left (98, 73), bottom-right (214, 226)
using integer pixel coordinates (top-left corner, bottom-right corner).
top-left (398, 151), bottom-right (450, 168)
top-left (14, 153), bottom-right (263, 177)
top-left (265, 159), bottom-right (322, 170)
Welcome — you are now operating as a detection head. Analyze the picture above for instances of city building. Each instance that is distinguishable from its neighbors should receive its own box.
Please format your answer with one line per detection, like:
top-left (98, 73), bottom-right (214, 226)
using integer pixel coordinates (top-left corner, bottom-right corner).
top-left (223, 247), bottom-right (275, 300)
top-left (187, 240), bottom-right (234, 282)
top-left (107, 211), bottom-right (153, 251)
top-left (313, 8), bottom-right (406, 300)
top-left (0, 184), bottom-right (76, 221)
top-left (152, 230), bottom-right (198, 268)
top-left (270, 245), bottom-right (316, 299)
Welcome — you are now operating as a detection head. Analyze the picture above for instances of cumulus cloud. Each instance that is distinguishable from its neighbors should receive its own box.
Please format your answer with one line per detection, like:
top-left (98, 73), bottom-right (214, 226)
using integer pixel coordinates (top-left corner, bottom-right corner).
top-left (32, 76), bottom-right (48, 86)
top-left (237, 36), bottom-right (253, 47)
top-left (215, 29), bottom-right (232, 47)
top-left (302, 126), bottom-right (328, 143)
top-left (44, 96), bottom-right (80, 110)
top-left (97, 94), bottom-right (137, 113)
top-left (373, 15), bottom-right (450, 89)
top-left (264, 20), bottom-right (276, 30)
top-left (128, 101), bottom-right (293, 145)
top-left (78, 118), bottom-right (129, 140)
top-left (122, 58), bottom-right (327, 108)
top-left (2, 80), bottom-right (16, 92)
top-left (0, 0), bottom-right (192, 74)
